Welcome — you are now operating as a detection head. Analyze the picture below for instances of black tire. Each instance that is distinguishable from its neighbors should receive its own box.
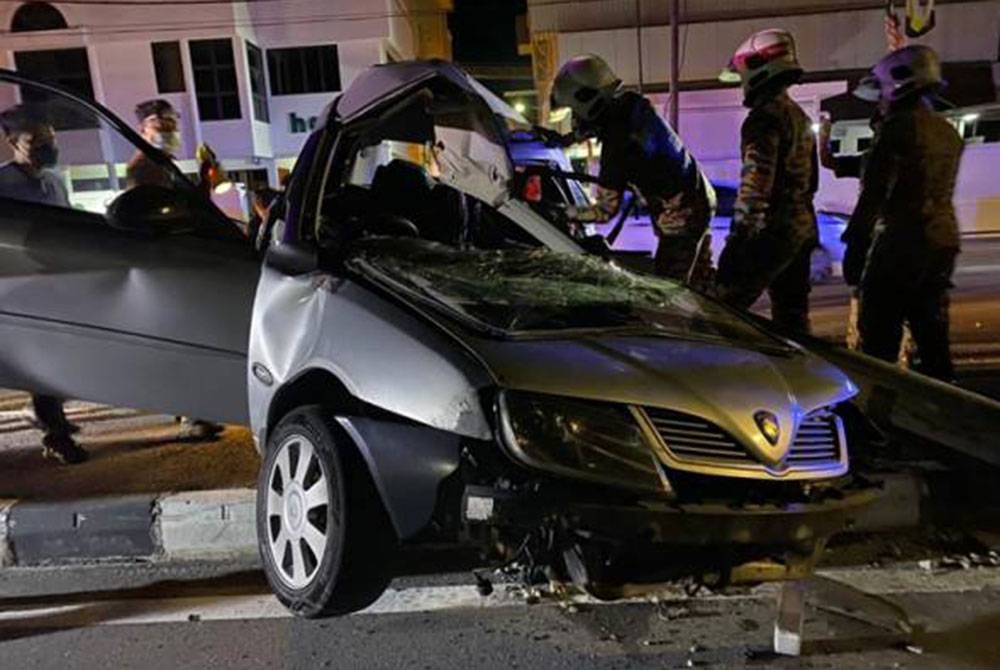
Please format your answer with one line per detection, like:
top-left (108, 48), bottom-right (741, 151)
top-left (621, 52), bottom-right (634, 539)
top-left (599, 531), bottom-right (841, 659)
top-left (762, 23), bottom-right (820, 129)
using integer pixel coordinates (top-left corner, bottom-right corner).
top-left (256, 405), bottom-right (395, 618)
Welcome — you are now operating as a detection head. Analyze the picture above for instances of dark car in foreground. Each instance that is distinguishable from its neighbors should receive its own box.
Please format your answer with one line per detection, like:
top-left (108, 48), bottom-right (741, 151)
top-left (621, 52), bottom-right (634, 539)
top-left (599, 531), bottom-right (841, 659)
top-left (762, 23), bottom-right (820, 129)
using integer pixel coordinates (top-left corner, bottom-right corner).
top-left (0, 63), bottom-right (876, 618)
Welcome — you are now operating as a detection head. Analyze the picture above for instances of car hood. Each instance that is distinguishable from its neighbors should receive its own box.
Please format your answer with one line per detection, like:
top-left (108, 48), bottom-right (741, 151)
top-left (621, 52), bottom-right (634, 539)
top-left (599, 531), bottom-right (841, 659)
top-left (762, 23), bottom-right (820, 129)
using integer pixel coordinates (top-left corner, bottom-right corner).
top-left (347, 238), bottom-right (857, 464)
top-left (469, 334), bottom-right (856, 468)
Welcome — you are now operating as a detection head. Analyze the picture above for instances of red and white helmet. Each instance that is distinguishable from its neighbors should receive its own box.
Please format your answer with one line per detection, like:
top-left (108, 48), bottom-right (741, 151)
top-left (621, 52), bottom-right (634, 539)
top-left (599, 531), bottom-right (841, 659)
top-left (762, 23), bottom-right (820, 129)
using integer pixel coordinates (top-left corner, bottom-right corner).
top-left (721, 29), bottom-right (803, 105)
top-left (853, 45), bottom-right (944, 104)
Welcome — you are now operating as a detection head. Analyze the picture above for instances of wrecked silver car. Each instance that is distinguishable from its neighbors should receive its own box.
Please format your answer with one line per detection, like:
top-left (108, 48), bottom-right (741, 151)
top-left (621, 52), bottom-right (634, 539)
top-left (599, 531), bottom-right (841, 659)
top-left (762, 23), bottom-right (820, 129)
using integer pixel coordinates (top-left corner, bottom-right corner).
top-left (247, 61), bottom-right (877, 616)
top-left (0, 63), bottom-right (880, 618)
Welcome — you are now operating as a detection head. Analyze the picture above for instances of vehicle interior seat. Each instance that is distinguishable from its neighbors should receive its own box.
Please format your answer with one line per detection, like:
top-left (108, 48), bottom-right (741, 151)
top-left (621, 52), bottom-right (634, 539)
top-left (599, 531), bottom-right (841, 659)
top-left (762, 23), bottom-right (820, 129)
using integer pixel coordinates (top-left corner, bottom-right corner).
top-left (369, 159), bottom-right (467, 246)
top-left (369, 160), bottom-right (432, 230)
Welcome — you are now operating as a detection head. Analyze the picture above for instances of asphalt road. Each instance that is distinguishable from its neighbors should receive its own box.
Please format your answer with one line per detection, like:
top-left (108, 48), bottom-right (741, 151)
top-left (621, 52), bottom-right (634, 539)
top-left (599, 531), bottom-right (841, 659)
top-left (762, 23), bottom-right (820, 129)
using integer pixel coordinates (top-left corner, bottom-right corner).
top-left (0, 560), bottom-right (998, 669)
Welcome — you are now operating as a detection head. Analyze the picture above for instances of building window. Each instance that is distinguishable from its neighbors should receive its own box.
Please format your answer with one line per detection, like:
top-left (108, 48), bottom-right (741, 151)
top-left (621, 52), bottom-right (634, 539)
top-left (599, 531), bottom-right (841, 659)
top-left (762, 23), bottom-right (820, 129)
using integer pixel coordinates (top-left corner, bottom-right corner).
top-left (152, 42), bottom-right (185, 94)
top-left (189, 39), bottom-right (241, 121)
top-left (13, 48), bottom-right (96, 129)
top-left (246, 42), bottom-right (269, 123)
top-left (11, 2), bottom-right (67, 32)
top-left (267, 45), bottom-right (341, 96)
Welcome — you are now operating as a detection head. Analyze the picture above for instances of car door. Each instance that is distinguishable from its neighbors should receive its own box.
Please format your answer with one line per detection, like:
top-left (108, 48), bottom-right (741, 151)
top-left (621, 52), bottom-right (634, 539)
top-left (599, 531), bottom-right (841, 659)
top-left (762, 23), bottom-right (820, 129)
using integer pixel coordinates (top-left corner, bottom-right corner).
top-left (0, 71), bottom-right (259, 423)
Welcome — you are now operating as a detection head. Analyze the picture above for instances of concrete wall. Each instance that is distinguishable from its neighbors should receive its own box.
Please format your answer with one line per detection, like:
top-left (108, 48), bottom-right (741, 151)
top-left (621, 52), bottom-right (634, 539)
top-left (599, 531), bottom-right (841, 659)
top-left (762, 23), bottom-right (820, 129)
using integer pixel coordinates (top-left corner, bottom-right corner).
top-left (645, 82), bottom-right (849, 209)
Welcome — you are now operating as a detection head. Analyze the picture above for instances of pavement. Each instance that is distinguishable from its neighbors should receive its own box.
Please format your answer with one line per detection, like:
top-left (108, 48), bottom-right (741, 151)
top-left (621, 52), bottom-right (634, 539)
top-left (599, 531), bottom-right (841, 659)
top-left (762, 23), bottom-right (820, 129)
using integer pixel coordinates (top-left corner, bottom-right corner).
top-left (0, 391), bottom-right (259, 500)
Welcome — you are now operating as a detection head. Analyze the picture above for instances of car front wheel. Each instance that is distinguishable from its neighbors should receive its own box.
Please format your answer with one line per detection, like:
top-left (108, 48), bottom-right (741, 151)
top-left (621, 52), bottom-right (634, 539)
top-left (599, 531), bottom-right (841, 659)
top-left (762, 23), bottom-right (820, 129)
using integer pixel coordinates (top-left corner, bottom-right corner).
top-left (257, 405), bottom-right (394, 617)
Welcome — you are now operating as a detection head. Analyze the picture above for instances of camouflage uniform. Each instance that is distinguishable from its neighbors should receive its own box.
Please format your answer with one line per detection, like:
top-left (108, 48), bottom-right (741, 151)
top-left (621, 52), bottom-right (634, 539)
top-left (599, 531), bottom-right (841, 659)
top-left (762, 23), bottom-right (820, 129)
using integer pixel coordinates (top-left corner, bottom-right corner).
top-left (570, 91), bottom-right (715, 286)
top-left (847, 102), bottom-right (963, 380)
top-left (716, 91), bottom-right (818, 334)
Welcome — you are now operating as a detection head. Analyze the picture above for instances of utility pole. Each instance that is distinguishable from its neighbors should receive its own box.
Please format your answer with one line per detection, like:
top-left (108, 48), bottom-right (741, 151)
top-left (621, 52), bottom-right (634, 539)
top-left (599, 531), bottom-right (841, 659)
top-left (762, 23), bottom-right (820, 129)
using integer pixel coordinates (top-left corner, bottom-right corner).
top-left (669, 0), bottom-right (680, 130)
top-left (635, 0), bottom-right (643, 93)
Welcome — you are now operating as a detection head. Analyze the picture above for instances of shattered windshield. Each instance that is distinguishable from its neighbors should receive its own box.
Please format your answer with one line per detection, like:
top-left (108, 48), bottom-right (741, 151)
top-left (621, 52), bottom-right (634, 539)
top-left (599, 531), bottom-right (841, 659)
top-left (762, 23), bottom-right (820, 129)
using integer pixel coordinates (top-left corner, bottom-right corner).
top-left (347, 238), bottom-right (790, 348)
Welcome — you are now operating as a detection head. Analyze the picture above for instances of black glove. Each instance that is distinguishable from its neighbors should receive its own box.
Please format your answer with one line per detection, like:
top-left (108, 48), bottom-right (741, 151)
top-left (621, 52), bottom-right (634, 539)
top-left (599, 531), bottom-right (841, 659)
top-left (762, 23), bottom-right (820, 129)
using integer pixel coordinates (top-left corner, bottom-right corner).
top-left (842, 234), bottom-right (870, 287)
top-left (533, 126), bottom-right (575, 148)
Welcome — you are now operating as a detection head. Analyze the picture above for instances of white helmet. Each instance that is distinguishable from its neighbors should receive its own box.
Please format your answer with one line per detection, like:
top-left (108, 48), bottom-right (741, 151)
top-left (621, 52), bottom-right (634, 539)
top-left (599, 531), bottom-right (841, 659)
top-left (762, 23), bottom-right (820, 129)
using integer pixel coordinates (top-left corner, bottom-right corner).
top-left (550, 54), bottom-right (622, 128)
top-left (853, 45), bottom-right (944, 104)
top-left (721, 29), bottom-right (803, 105)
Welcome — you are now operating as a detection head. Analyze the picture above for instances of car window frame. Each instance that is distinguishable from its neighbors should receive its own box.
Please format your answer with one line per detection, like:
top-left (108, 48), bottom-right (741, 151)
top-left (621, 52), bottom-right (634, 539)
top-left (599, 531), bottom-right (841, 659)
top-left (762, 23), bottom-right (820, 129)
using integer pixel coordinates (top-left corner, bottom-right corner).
top-left (0, 68), bottom-right (235, 237)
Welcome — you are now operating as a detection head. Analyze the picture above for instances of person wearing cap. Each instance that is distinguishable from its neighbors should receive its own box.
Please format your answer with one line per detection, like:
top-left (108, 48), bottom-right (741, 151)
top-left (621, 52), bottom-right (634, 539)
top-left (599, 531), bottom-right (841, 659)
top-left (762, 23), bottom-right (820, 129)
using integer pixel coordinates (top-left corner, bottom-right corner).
top-left (0, 104), bottom-right (88, 464)
top-left (548, 54), bottom-right (715, 286)
top-left (126, 98), bottom-right (180, 189)
top-left (844, 45), bottom-right (962, 380)
top-left (714, 29), bottom-right (818, 335)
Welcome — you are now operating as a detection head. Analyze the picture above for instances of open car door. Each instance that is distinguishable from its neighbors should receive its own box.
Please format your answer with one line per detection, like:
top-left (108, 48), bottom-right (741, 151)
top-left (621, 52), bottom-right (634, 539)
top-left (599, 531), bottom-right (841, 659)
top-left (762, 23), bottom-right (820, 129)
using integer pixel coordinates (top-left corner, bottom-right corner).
top-left (0, 70), bottom-right (259, 423)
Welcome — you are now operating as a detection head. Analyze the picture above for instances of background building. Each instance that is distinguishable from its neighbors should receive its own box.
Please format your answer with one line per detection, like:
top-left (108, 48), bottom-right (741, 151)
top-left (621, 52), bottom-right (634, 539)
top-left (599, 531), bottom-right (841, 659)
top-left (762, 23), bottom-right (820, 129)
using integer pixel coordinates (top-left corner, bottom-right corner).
top-left (0, 0), bottom-right (452, 192)
top-left (526, 0), bottom-right (1000, 231)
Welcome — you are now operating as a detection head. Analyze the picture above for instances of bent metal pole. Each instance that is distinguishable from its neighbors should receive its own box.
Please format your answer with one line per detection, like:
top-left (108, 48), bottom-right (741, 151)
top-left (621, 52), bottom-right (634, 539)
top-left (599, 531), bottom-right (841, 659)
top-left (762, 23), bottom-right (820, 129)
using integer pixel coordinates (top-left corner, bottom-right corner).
top-left (669, 0), bottom-right (680, 130)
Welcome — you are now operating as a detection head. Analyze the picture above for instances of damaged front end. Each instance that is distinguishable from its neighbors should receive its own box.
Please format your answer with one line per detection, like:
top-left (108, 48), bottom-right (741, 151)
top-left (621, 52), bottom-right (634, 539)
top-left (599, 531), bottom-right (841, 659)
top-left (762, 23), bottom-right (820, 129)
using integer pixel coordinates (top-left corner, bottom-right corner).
top-left (453, 391), bottom-right (878, 599)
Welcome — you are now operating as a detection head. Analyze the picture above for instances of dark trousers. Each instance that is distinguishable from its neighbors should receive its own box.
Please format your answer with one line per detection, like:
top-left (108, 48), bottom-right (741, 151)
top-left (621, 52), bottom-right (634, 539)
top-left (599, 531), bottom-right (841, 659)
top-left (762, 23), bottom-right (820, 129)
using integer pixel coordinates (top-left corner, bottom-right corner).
top-left (859, 240), bottom-right (956, 381)
top-left (715, 231), bottom-right (814, 335)
top-left (32, 395), bottom-right (70, 437)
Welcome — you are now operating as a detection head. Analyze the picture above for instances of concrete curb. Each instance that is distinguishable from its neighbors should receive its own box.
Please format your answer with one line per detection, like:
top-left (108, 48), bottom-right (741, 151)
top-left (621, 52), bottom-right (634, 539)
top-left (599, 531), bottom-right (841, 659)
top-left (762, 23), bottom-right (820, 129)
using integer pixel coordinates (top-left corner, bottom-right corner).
top-left (0, 488), bottom-right (257, 568)
top-left (0, 472), bottom-right (931, 568)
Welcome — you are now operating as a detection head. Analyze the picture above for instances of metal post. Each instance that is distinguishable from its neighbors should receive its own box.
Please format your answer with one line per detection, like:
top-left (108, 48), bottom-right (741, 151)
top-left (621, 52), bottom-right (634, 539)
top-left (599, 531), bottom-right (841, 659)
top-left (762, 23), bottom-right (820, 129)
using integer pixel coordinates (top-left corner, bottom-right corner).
top-left (635, 0), bottom-right (643, 93)
top-left (774, 580), bottom-right (807, 656)
top-left (669, 0), bottom-right (680, 130)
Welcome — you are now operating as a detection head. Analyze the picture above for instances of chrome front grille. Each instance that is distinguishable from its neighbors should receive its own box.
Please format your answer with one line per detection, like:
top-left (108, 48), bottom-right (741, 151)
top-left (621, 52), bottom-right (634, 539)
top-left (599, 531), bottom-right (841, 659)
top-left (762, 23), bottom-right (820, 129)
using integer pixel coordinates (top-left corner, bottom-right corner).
top-left (787, 412), bottom-right (841, 464)
top-left (640, 406), bottom-right (845, 477)
top-left (643, 407), bottom-right (750, 462)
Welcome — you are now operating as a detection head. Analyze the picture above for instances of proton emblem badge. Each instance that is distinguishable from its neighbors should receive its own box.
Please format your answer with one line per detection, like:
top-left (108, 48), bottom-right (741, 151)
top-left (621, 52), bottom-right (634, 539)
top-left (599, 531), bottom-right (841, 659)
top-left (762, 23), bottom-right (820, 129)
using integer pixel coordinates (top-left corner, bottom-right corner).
top-left (754, 411), bottom-right (781, 446)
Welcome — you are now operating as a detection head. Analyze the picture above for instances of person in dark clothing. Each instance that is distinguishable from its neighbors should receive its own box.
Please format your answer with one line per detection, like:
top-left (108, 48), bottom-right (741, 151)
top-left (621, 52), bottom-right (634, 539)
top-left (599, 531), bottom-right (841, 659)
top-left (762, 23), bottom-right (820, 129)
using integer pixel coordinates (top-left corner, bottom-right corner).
top-left (127, 98), bottom-right (179, 189)
top-left (549, 54), bottom-right (715, 286)
top-left (843, 45), bottom-right (963, 381)
top-left (128, 99), bottom-right (224, 440)
top-left (714, 29), bottom-right (819, 335)
top-left (249, 186), bottom-right (280, 253)
top-left (0, 105), bottom-right (88, 464)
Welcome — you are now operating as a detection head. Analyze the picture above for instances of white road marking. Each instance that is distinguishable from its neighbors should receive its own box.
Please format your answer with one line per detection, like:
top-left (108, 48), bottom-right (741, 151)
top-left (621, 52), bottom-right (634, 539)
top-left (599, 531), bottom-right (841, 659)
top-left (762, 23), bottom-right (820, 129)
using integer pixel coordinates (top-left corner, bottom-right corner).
top-left (0, 566), bottom-right (996, 628)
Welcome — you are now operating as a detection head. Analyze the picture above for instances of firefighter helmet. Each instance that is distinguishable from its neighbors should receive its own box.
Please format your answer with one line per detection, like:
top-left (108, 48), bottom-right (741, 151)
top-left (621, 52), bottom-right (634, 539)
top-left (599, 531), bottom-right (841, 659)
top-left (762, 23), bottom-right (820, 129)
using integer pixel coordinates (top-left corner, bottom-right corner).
top-left (722, 29), bottom-right (803, 105)
top-left (550, 54), bottom-right (622, 128)
top-left (854, 45), bottom-right (944, 104)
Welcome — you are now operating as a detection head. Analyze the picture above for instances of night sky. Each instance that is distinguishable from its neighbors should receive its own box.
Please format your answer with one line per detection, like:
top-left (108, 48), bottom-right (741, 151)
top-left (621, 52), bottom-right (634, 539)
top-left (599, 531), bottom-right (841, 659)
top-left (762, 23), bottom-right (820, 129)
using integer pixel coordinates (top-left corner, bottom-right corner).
top-left (448, 0), bottom-right (528, 64)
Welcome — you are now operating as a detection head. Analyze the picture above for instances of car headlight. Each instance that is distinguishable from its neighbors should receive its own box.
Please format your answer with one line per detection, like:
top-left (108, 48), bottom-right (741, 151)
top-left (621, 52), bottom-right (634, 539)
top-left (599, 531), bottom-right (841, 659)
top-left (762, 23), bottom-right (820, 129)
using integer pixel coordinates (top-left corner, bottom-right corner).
top-left (499, 391), bottom-right (670, 494)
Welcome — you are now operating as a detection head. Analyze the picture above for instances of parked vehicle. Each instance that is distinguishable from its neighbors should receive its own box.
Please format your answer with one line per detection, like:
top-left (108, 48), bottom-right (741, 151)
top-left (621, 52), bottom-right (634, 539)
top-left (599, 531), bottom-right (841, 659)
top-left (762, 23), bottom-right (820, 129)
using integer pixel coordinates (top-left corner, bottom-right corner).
top-left (0, 64), bottom-right (876, 618)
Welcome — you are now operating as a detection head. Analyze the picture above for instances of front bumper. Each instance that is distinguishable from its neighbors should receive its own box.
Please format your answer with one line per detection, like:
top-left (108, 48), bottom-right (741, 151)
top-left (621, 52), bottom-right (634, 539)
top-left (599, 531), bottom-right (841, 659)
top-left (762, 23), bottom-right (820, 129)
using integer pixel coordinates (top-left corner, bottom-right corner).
top-left (463, 482), bottom-right (879, 588)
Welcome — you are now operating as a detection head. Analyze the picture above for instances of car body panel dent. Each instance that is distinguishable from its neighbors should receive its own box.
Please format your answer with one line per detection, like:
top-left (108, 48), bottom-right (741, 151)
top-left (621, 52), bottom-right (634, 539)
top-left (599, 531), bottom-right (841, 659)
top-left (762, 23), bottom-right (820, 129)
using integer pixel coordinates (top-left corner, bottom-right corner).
top-left (336, 416), bottom-right (462, 539)
top-left (248, 266), bottom-right (494, 448)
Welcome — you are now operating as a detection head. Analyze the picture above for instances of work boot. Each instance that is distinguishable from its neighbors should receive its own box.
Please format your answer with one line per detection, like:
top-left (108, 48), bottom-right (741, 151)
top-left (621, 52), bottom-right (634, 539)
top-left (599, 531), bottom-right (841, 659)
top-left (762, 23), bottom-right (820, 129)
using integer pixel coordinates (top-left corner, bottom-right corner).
top-left (42, 434), bottom-right (89, 465)
top-left (177, 417), bottom-right (224, 441)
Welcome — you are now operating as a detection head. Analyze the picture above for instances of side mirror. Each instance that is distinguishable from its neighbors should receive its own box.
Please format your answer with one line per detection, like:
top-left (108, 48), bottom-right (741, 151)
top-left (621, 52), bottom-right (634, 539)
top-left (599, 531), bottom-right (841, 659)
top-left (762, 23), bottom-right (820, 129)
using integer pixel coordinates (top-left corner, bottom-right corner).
top-left (265, 240), bottom-right (319, 276)
top-left (106, 184), bottom-right (205, 236)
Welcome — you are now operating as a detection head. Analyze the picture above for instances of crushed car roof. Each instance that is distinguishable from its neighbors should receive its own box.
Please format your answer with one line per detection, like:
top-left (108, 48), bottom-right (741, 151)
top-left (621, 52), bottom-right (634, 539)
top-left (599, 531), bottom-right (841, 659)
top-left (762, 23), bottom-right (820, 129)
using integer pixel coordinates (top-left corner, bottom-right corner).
top-left (333, 59), bottom-right (529, 126)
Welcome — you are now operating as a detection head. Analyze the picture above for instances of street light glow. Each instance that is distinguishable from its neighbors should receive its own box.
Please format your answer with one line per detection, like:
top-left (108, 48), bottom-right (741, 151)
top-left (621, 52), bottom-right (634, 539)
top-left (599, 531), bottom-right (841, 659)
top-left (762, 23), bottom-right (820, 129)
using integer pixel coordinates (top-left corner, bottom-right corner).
top-left (514, 101), bottom-right (527, 114)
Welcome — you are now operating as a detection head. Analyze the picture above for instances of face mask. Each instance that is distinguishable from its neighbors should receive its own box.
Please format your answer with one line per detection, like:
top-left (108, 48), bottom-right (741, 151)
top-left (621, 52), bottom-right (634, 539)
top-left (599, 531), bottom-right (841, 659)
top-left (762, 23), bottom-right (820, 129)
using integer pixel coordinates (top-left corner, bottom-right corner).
top-left (151, 131), bottom-right (181, 154)
top-left (29, 143), bottom-right (59, 169)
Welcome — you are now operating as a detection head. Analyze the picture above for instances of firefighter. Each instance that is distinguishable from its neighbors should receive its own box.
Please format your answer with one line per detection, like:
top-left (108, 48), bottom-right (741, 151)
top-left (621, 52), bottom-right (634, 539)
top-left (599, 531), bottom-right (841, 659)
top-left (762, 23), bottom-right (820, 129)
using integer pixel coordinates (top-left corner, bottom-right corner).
top-left (844, 45), bottom-right (962, 381)
top-left (714, 29), bottom-right (818, 335)
top-left (549, 54), bottom-right (715, 286)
